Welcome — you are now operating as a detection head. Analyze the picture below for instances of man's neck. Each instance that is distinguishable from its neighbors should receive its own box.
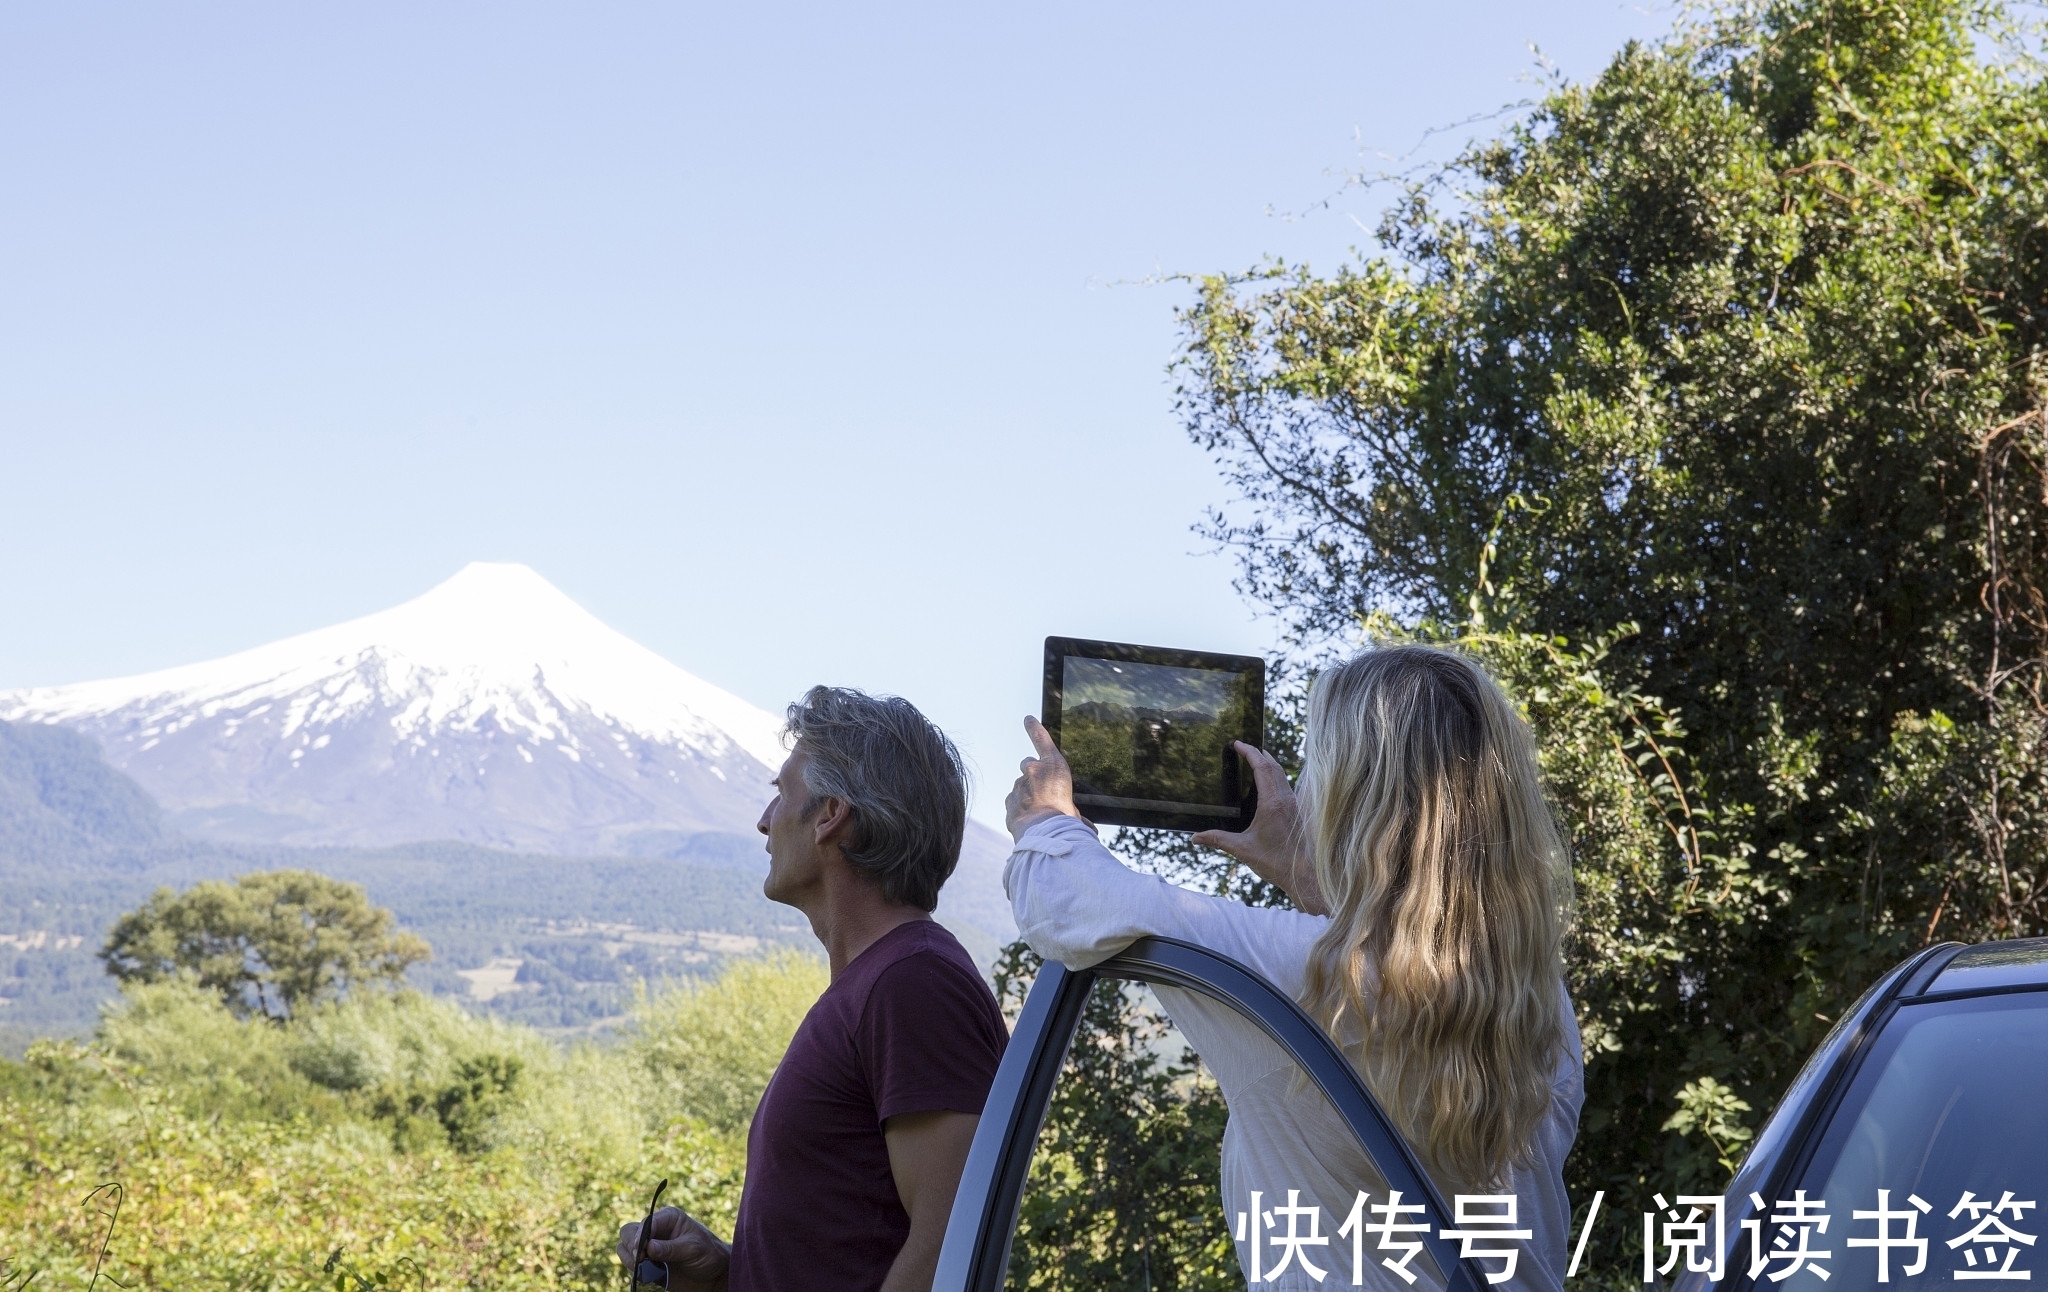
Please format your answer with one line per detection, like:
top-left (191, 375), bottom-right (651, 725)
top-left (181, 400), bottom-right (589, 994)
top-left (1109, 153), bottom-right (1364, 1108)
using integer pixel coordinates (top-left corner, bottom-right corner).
top-left (802, 863), bottom-right (931, 978)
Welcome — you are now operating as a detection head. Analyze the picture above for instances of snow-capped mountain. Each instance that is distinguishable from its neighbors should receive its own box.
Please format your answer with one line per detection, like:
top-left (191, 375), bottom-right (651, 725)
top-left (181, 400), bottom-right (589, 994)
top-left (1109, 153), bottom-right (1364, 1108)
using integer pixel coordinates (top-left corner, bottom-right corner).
top-left (2, 562), bottom-right (1018, 973)
top-left (2, 565), bottom-right (789, 853)
top-left (1, 564), bottom-right (1017, 943)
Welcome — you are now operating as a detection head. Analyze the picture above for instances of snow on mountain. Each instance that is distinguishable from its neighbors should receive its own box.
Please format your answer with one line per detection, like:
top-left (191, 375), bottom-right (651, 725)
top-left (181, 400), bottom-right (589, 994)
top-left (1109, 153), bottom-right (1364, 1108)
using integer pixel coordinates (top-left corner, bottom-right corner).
top-left (1, 564), bottom-right (794, 854)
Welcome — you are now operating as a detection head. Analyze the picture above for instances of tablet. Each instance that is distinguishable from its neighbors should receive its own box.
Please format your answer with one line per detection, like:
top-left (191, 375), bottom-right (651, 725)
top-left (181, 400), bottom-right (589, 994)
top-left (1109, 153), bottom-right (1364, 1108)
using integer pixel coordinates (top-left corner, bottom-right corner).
top-left (1041, 636), bottom-right (1265, 832)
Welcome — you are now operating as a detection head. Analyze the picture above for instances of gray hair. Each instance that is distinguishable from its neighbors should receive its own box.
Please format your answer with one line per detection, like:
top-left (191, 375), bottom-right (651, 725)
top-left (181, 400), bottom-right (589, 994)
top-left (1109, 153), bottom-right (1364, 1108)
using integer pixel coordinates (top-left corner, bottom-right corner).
top-left (783, 685), bottom-right (968, 911)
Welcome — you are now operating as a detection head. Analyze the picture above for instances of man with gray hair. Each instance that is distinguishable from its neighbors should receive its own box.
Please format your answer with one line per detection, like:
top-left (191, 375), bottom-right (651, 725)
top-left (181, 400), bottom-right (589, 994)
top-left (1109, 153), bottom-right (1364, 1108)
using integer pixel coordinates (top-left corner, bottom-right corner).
top-left (619, 686), bottom-right (1007, 1292)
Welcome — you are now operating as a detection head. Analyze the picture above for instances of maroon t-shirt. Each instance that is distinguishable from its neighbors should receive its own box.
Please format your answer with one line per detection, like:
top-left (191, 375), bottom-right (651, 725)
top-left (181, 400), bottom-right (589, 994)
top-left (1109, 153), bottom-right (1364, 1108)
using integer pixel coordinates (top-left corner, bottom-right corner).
top-left (727, 920), bottom-right (1007, 1292)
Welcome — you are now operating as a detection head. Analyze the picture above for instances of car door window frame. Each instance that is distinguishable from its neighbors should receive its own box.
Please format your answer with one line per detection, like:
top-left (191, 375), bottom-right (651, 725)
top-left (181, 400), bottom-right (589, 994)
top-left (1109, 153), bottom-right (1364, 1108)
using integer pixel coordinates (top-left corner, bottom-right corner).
top-left (934, 935), bottom-right (1489, 1292)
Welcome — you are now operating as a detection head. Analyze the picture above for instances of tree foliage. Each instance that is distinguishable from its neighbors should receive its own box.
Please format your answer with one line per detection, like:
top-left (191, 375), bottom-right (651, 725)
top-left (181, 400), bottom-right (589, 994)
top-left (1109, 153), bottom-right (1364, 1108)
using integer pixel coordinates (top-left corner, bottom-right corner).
top-left (0, 949), bottom-right (831, 1291)
top-left (1165, 0), bottom-right (2048, 1262)
top-left (100, 870), bottom-right (430, 1019)
top-left (632, 949), bottom-right (829, 1135)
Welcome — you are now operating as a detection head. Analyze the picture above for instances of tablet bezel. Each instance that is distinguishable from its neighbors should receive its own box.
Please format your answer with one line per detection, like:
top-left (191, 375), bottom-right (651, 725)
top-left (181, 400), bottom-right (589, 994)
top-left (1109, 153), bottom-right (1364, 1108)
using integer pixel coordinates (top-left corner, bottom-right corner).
top-left (1040, 635), bottom-right (1265, 833)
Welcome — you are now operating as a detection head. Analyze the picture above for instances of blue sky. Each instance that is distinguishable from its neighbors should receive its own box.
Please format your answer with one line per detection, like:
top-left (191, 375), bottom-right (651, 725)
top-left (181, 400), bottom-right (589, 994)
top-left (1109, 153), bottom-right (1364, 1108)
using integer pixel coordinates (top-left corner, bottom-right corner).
top-left (0, 1), bottom-right (1668, 826)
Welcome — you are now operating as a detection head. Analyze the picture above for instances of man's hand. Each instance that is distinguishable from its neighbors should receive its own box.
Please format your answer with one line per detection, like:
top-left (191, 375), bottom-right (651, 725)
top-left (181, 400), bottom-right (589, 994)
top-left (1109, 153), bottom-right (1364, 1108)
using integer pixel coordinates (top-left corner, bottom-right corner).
top-left (1191, 741), bottom-right (1327, 916)
top-left (1005, 716), bottom-right (1083, 841)
top-left (616, 1207), bottom-right (731, 1292)
top-left (879, 1109), bottom-right (981, 1292)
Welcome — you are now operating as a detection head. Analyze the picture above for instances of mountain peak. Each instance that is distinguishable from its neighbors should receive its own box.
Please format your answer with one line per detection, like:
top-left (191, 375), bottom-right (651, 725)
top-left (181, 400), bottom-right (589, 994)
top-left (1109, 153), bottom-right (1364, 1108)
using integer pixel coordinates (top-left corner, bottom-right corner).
top-left (381, 562), bottom-right (596, 650)
top-left (258, 560), bottom-right (663, 683)
top-left (0, 565), bottom-right (791, 851)
top-left (417, 560), bottom-right (581, 610)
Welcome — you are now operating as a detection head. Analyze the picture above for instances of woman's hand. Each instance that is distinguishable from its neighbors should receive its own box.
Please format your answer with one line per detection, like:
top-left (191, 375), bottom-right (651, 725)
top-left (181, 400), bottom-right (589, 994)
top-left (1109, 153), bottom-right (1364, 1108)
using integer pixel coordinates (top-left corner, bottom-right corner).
top-left (1006, 717), bottom-right (1084, 841)
top-left (1192, 742), bottom-right (1327, 916)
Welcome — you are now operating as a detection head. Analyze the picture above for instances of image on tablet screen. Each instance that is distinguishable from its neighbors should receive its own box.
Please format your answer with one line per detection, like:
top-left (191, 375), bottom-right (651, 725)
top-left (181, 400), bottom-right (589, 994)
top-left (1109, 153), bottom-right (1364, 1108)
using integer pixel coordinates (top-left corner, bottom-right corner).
top-left (1060, 656), bottom-right (1254, 818)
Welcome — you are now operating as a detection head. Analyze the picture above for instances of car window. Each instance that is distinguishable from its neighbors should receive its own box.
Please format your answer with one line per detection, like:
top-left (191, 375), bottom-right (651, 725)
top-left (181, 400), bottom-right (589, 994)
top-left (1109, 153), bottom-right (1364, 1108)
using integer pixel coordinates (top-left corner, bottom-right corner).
top-left (944, 940), bottom-right (1496, 1292)
top-left (996, 977), bottom-right (1236, 1289)
top-left (1793, 992), bottom-right (2048, 1290)
top-left (998, 972), bottom-right (1443, 1291)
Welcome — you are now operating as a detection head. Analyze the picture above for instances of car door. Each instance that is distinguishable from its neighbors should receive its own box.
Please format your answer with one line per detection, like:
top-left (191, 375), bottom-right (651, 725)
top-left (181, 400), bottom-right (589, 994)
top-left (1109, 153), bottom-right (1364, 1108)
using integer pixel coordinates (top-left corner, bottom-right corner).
top-left (933, 935), bottom-right (1491, 1292)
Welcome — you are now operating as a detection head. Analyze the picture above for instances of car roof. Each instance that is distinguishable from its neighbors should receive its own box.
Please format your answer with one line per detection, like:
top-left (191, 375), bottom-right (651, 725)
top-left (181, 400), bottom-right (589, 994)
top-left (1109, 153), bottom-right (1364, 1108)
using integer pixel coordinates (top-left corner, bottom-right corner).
top-left (1926, 936), bottom-right (2048, 993)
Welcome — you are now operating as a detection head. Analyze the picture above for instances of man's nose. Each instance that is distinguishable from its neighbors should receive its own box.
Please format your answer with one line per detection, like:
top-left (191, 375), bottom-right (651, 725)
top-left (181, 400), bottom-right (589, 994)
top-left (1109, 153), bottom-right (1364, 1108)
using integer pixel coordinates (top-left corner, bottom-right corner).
top-left (756, 803), bottom-right (772, 836)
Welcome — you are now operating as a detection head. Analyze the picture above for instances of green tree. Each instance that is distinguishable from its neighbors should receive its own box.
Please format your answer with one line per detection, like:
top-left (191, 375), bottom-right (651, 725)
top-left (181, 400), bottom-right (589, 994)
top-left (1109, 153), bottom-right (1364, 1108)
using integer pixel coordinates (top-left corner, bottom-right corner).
top-left (101, 869), bottom-right (430, 1019)
top-left (1166, 0), bottom-right (2048, 1268)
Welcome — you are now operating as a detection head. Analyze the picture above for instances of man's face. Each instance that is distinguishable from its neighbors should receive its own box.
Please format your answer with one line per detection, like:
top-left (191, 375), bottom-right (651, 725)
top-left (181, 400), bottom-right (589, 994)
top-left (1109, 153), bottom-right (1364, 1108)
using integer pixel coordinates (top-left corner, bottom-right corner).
top-left (758, 748), bottom-right (823, 907)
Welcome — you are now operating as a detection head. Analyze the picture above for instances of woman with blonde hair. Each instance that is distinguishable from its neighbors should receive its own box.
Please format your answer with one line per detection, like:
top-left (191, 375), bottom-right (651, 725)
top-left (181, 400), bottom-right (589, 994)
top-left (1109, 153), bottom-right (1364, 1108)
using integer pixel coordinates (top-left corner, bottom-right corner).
top-left (1005, 644), bottom-right (1581, 1292)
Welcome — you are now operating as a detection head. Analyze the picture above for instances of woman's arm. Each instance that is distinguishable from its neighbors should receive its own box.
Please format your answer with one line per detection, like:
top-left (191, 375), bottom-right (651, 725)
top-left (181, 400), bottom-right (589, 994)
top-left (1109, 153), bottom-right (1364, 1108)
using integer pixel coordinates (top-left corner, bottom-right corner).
top-left (1007, 718), bottom-right (1327, 916)
top-left (1005, 719), bottom-right (1326, 986)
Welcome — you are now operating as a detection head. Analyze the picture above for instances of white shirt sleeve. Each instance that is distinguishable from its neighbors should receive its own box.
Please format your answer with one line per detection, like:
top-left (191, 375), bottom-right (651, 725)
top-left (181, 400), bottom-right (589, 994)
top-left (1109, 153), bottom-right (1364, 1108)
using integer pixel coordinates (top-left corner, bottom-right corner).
top-left (1003, 813), bottom-right (1328, 995)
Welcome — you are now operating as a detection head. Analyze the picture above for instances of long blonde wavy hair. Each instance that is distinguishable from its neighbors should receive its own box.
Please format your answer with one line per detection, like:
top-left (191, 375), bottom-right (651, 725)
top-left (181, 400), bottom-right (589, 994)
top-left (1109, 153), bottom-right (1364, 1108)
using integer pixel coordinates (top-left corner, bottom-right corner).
top-left (1296, 644), bottom-right (1571, 1192)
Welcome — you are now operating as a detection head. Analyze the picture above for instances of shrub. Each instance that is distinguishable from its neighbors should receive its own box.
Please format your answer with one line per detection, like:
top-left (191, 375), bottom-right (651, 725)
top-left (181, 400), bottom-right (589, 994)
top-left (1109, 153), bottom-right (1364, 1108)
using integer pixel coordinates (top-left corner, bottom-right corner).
top-left (632, 949), bottom-right (827, 1134)
top-left (0, 950), bottom-right (831, 1290)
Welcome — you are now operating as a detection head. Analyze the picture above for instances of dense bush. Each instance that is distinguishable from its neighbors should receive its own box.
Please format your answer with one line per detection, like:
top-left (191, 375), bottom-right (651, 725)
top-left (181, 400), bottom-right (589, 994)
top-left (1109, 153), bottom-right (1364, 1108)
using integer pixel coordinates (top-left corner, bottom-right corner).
top-left (633, 949), bottom-right (829, 1136)
top-left (0, 954), bottom-right (824, 1292)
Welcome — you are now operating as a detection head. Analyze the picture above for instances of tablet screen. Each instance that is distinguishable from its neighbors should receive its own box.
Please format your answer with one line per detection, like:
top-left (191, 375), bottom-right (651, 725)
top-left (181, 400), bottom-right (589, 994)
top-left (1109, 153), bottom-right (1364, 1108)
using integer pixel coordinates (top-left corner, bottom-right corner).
top-left (1042, 637), bottom-right (1264, 832)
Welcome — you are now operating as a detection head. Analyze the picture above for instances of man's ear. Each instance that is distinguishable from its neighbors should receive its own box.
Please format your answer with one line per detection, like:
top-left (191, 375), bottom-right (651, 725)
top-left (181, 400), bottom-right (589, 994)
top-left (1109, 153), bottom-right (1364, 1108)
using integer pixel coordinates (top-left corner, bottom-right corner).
top-left (809, 795), bottom-right (856, 848)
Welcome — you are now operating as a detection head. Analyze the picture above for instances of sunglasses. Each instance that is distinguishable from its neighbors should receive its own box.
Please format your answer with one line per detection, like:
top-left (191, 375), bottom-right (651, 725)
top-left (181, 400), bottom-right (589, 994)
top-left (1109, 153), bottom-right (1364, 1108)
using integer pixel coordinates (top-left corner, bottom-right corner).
top-left (630, 1178), bottom-right (669, 1291)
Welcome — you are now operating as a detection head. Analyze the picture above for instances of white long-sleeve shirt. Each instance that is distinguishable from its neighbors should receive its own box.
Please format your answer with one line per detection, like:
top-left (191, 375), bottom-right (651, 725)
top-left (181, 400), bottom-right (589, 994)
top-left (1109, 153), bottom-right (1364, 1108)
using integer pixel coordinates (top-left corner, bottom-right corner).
top-left (1005, 813), bottom-right (1584, 1292)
